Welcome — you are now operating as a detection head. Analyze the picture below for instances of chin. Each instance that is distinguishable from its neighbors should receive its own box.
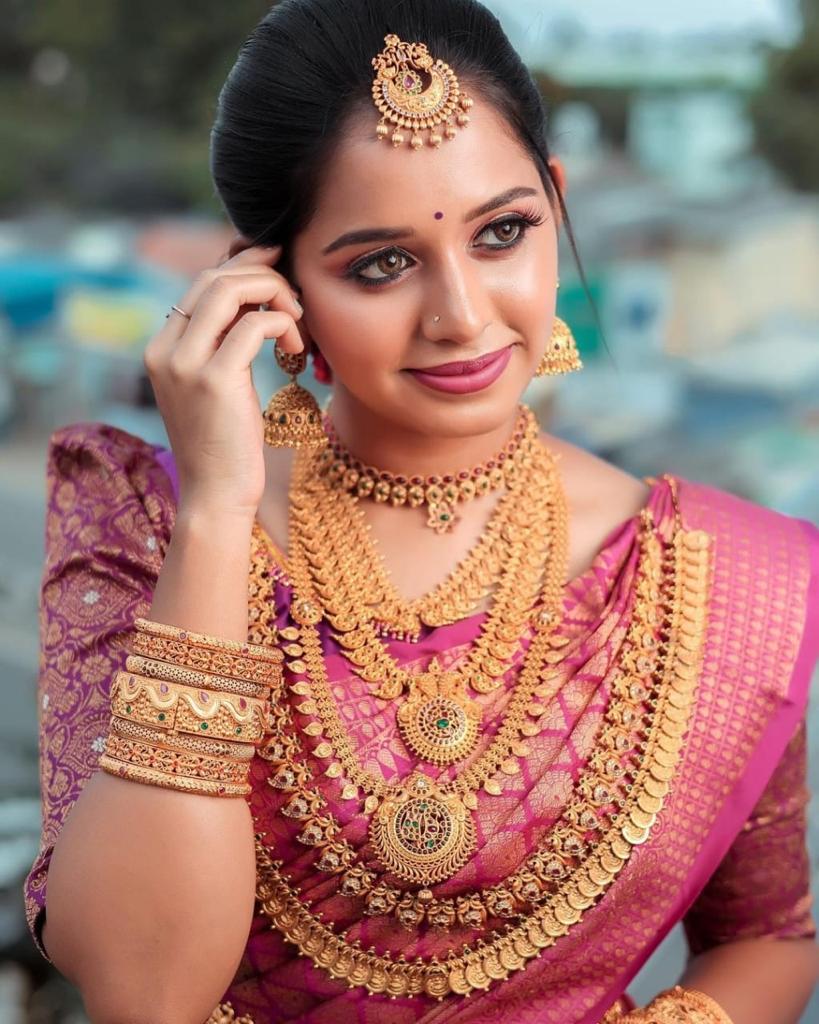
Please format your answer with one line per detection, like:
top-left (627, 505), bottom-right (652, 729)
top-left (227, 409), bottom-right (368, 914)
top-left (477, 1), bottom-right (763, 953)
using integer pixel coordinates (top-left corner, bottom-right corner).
top-left (392, 369), bottom-right (530, 440)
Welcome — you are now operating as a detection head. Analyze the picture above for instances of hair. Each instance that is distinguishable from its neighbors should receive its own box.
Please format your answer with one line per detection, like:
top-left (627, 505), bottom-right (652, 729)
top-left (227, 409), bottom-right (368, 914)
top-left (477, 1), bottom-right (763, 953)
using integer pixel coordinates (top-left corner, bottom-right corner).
top-left (210, 0), bottom-right (587, 288)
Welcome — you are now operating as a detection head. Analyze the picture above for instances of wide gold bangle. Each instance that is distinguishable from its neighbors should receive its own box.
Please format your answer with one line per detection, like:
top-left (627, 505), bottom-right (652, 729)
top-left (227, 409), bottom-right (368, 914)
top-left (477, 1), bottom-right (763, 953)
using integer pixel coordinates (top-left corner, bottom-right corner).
top-left (109, 715), bottom-right (256, 759)
top-left (133, 616), bottom-right (283, 665)
top-left (99, 754), bottom-right (251, 797)
top-left (125, 653), bottom-right (270, 699)
top-left (130, 630), bottom-right (281, 687)
top-left (626, 985), bottom-right (735, 1023)
top-left (103, 733), bottom-right (251, 785)
top-left (111, 670), bottom-right (267, 744)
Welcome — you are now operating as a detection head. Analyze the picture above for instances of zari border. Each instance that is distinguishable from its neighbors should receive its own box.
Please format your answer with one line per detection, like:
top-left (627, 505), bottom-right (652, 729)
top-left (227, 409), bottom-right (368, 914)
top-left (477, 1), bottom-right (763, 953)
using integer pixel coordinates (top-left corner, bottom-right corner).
top-left (253, 526), bottom-right (713, 1000)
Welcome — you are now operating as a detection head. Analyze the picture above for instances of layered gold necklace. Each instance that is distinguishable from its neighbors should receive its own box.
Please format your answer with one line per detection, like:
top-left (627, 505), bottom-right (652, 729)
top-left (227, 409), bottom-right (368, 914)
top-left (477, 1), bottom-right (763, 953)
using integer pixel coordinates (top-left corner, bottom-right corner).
top-left (279, 433), bottom-right (568, 882)
top-left (313, 404), bottom-right (544, 642)
top-left (294, 433), bottom-right (567, 769)
top-left (249, 476), bottom-right (713, 999)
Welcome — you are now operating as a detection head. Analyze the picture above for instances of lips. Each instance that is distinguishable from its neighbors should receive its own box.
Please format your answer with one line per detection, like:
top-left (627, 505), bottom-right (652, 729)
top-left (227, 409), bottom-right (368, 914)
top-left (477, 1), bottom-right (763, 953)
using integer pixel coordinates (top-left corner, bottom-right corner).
top-left (406, 344), bottom-right (514, 395)
top-left (409, 346), bottom-right (512, 376)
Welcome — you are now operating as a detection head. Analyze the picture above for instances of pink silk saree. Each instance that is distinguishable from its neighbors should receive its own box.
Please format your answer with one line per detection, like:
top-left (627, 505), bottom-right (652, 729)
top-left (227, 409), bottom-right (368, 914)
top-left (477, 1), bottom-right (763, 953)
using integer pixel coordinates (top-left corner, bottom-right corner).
top-left (25, 422), bottom-right (818, 1024)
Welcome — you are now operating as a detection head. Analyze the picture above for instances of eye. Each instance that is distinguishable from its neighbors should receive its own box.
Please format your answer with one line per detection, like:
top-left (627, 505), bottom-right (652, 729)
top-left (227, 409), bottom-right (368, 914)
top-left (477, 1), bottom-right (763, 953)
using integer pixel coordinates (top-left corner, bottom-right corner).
top-left (479, 216), bottom-right (527, 247)
top-left (351, 248), bottom-right (414, 284)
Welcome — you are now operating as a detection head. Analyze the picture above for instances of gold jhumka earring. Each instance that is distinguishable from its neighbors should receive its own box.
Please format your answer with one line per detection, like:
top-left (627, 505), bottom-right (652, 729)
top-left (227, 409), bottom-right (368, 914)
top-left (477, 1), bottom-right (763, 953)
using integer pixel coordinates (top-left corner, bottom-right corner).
top-left (262, 345), bottom-right (326, 449)
top-left (371, 34), bottom-right (473, 149)
top-left (535, 317), bottom-right (583, 377)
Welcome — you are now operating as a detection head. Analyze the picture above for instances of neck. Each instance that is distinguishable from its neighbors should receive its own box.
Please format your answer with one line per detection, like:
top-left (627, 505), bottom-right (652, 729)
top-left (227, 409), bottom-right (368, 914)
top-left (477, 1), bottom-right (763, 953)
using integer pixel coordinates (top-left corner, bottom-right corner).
top-left (325, 391), bottom-right (525, 477)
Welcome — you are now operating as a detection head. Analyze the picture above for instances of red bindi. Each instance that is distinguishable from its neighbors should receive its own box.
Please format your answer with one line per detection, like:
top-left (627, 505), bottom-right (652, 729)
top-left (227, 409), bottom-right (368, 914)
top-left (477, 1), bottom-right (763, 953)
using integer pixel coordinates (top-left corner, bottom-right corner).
top-left (434, 211), bottom-right (444, 220)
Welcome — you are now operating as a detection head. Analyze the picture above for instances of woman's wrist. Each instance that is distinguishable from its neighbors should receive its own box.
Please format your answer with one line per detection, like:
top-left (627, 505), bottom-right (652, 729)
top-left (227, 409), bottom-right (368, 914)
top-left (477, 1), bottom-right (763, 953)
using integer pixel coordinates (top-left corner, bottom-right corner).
top-left (175, 497), bottom-right (259, 532)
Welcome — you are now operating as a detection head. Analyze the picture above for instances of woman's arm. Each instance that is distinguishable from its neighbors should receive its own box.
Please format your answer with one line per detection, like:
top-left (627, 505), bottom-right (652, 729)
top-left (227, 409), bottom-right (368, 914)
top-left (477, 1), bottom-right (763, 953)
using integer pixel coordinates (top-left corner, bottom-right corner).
top-left (678, 936), bottom-right (819, 1024)
top-left (43, 505), bottom-right (258, 1024)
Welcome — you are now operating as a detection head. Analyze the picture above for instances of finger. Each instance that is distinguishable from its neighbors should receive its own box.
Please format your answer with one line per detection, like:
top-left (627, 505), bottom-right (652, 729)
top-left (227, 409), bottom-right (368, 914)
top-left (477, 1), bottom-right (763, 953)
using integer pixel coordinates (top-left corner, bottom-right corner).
top-left (173, 273), bottom-right (303, 369)
top-left (160, 244), bottom-right (286, 334)
top-left (153, 263), bottom-right (289, 354)
top-left (207, 310), bottom-right (303, 375)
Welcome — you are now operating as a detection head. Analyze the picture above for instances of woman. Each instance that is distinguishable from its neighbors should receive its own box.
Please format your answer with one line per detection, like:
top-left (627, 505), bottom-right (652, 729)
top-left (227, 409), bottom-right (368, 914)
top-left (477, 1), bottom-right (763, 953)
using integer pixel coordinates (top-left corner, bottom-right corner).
top-left (24, 1), bottom-right (819, 1021)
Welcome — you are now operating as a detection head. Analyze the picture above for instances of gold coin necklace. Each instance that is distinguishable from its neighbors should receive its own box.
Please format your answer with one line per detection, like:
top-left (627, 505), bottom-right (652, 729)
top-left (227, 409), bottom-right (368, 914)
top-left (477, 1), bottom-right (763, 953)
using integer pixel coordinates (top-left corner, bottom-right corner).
top-left (250, 490), bottom-right (714, 998)
top-left (254, 503), bottom-right (674, 930)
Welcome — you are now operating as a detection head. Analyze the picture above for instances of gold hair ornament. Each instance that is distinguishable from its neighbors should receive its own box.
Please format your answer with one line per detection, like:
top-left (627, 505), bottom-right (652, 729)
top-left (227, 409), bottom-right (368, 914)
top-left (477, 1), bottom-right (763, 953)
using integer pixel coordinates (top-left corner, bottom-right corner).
top-left (371, 34), bottom-right (473, 149)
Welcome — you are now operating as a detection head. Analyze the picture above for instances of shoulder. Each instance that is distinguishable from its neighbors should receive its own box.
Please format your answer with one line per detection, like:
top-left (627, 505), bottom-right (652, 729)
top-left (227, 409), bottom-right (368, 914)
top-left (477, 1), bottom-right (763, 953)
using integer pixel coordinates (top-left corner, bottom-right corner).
top-left (543, 432), bottom-right (651, 517)
top-left (47, 421), bottom-right (173, 499)
top-left (676, 475), bottom-right (817, 569)
top-left (48, 420), bottom-right (166, 481)
top-left (540, 432), bottom-right (652, 577)
top-left (45, 421), bottom-right (176, 559)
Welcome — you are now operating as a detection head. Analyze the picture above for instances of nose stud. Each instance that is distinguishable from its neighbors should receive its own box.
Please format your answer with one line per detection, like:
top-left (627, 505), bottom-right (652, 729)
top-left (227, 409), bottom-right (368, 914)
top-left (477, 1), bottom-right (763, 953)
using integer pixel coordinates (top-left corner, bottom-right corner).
top-left (432, 315), bottom-right (441, 323)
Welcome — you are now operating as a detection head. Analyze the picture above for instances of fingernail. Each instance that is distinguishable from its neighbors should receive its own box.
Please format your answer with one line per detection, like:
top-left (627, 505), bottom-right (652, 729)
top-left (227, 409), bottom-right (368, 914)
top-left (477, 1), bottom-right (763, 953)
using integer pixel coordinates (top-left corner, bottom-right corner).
top-left (293, 297), bottom-right (303, 314)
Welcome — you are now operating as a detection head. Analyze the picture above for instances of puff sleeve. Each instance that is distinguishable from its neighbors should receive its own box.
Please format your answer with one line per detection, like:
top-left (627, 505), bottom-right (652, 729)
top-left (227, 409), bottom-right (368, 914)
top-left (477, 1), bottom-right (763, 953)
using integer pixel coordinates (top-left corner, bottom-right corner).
top-left (23, 422), bottom-right (176, 961)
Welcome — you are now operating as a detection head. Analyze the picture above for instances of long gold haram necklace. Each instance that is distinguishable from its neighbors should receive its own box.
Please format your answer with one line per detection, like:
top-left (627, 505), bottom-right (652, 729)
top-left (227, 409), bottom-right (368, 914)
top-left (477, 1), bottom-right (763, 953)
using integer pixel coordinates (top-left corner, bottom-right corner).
top-left (281, 442), bottom-right (569, 883)
top-left (290, 442), bottom-right (565, 771)
top-left (255, 507), bottom-right (672, 931)
top-left (252, 498), bottom-right (713, 999)
top-left (314, 405), bottom-right (543, 642)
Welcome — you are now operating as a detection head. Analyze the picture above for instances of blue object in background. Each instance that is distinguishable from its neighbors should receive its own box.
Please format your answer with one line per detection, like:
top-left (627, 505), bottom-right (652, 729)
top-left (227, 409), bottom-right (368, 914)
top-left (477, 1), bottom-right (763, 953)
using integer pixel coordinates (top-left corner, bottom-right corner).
top-left (0, 256), bottom-right (161, 332)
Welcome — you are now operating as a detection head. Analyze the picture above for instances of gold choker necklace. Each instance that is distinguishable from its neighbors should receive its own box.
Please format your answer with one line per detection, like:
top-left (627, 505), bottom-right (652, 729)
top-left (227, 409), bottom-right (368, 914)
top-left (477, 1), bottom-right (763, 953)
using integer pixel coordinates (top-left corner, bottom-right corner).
top-left (318, 405), bottom-right (538, 533)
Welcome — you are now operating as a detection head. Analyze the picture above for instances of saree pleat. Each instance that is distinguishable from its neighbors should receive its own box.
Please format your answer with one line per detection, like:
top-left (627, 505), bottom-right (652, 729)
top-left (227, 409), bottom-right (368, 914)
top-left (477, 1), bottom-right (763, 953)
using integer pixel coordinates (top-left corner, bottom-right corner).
top-left (24, 422), bottom-right (818, 1024)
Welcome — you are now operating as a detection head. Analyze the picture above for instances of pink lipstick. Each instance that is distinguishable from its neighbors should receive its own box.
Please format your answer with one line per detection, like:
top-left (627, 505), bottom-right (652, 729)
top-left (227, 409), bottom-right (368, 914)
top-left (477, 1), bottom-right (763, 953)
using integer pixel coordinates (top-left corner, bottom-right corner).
top-left (406, 345), bottom-right (514, 395)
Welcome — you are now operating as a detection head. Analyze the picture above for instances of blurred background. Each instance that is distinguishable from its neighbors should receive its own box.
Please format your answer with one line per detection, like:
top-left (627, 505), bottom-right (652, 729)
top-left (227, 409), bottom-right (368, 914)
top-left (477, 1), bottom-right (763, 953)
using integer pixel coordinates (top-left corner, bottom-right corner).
top-left (1, 0), bottom-right (818, 1019)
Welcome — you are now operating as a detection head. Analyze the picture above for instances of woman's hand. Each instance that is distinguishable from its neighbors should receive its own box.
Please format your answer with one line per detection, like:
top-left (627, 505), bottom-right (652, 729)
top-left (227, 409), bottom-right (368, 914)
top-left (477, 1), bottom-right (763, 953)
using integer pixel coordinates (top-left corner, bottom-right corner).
top-left (143, 243), bottom-right (305, 519)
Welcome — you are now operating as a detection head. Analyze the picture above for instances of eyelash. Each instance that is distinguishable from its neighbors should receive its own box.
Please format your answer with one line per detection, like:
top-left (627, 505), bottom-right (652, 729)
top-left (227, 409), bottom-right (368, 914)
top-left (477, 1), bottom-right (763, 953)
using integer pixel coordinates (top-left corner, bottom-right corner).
top-left (344, 206), bottom-right (547, 288)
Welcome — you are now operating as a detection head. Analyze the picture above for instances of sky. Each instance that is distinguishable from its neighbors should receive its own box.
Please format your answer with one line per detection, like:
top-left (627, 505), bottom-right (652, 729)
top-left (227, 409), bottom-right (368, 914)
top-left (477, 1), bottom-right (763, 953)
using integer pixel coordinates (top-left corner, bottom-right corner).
top-left (489, 0), bottom-right (795, 41)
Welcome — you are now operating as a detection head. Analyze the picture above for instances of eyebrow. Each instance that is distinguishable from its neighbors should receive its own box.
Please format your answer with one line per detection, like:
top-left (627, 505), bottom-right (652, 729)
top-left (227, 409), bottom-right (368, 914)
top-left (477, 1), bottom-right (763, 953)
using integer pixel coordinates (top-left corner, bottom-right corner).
top-left (321, 185), bottom-right (540, 255)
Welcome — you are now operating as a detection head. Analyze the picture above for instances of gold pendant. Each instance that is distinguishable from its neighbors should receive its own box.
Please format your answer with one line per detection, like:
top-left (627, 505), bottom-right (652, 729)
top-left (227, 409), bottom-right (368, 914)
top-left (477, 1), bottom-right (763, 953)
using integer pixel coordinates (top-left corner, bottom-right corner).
top-left (396, 658), bottom-right (481, 765)
top-left (369, 774), bottom-right (476, 884)
top-left (426, 499), bottom-right (458, 533)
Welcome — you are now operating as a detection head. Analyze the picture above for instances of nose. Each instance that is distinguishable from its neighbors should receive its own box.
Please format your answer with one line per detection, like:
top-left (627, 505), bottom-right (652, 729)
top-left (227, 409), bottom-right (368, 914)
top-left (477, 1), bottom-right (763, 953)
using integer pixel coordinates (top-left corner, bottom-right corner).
top-left (422, 253), bottom-right (493, 346)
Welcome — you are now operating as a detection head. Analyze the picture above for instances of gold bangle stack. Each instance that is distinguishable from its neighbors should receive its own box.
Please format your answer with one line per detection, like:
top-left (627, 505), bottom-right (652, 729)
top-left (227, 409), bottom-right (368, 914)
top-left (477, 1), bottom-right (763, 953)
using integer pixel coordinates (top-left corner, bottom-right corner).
top-left (603, 985), bottom-right (735, 1023)
top-left (99, 617), bottom-right (282, 797)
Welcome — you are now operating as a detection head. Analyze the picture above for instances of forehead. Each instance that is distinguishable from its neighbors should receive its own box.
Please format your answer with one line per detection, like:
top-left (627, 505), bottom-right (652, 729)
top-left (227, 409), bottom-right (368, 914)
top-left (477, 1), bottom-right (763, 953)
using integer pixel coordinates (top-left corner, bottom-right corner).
top-left (305, 95), bottom-right (545, 232)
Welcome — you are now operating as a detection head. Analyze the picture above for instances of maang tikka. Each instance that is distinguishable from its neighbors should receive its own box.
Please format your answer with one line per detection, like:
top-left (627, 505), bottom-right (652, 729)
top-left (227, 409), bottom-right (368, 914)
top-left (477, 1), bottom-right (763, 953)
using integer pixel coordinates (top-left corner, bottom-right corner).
top-left (371, 34), bottom-right (473, 150)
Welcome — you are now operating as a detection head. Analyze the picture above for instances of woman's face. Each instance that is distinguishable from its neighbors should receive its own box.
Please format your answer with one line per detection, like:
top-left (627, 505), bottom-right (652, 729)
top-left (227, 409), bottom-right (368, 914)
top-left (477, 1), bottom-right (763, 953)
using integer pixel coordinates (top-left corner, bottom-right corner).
top-left (290, 93), bottom-right (561, 440)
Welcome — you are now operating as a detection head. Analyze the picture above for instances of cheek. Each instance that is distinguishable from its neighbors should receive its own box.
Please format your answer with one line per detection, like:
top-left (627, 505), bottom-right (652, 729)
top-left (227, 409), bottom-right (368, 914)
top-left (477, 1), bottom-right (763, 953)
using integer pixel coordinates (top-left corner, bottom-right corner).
top-left (303, 278), bottom-right (418, 371)
top-left (492, 231), bottom-right (558, 331)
